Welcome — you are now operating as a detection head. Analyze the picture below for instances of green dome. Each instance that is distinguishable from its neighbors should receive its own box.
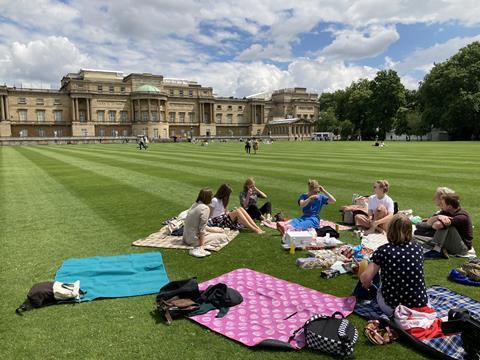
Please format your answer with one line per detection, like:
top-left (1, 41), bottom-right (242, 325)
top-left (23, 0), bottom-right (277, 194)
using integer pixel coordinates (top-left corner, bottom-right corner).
top-left (136, 84), bottom-right (161, 93)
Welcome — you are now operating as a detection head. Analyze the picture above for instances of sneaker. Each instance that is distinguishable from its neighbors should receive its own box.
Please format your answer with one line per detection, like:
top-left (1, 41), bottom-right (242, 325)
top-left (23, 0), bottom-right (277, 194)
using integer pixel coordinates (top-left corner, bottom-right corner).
top-left (188, 247), bottom-right (211, 258)
top-left (266, 213), bottom-right (272, 221)
top-left (423, 250), bottom-right (444, 260)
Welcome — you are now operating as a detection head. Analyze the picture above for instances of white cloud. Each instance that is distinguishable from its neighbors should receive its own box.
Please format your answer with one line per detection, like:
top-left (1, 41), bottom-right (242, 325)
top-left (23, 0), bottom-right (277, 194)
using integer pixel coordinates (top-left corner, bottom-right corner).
top-left (319, 25), bottom-right (400, 60)
top-left (397, 34), bottom-right (480, 73)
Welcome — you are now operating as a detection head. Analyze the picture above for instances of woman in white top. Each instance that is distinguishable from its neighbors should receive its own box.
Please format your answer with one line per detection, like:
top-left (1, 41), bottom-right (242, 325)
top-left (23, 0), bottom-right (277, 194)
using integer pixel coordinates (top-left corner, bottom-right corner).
top-left (209, 184), bottom-right (264, 234)
top-left (183, 188), bottom-right (227, 257)
top-left (355, 180), bottom-right (394, 234)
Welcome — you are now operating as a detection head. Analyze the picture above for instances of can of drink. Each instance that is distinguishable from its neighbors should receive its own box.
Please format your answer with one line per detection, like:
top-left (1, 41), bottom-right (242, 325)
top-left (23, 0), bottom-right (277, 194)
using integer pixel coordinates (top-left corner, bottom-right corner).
top-left (335, 223), bottom-right (339, 232)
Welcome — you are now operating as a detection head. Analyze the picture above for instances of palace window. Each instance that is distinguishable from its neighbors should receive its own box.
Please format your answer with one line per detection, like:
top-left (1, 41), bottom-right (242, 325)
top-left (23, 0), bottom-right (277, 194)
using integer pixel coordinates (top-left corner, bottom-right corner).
top-left (54, 98), bottom-right (62, 105)
top-left (98, 110), bottom-right (105, 122)
top-left (57, 129), bottom-right (63, 137)
top-left (216, 114), bottom-right (222, 123)
top-left (216, 105), bottom-right (222, 110)
top-left (38, 129), bottom-right (45, 137)
top-left (179, 112), bottom-right (185, 123)
top-left (99, 128), bottom-right (105, 137)
top-left (169, 89), bottom-right (174, 96)
top-left (122, 129), bottom-right (129, 137)
top-left (135, 111), bottom-right (140, 122)
top-left (189, 112), bottom-right (195, 123)
top-left (189, 90), bottom-right (193, 97)
top-left (237, 114), bottom-right (244, 123)
top-left (169, 112), bottom-right (175, 123)
top-left (109, 111), bottom-right (116, 122)
top-left (160, 111), bottom-right (165, 122)
top-left (79, 111), bottom-right (86, 123)
top-left (120, 111), bottom-right (128, 123)
top-left (227, 105), bottom-right (232, 110)
top-left (18, 98), bottom-right (27, 105)
top-left (36, 110), bottom-right (45, 122)
top-left (151, 111), bottom-right (158, 122)
top-left (238, 105), bottom-right (243, 110)
top-left (20, 129), bottom-right (28, 137)
top-left (112, 129), bottom-right (118, 137)
top-left (36, 98), bottom-right (44, 105)
top-left (227, 114), bottom-right (233, 124)
top-left (179, 90), bottom-right (184, 96)
top-left (98, 85), bottom-right (103, 92)
top-left (142, 111), bottom-right (148, 122)
top-left (54, 111), bottom-right (62, 123)
top-left (109, 85), bottom-right (114, 93)
top-left (120, 86), bottom-right (125, 93)
top-left (153, 128), bottom-right (159, 139)
top-left (18, 110), bottom-right (27, 122)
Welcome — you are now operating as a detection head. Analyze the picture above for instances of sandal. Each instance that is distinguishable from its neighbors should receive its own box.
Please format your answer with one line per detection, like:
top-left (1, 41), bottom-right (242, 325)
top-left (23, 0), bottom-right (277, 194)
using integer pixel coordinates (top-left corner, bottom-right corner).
top-left (364, 320), bottom-right (399, 345)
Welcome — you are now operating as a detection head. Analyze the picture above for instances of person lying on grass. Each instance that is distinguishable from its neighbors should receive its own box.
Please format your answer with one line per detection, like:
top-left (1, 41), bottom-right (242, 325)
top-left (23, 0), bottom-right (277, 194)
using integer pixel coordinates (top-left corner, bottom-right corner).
top-left (423, 193), bottom-right (473, 259)
top-left (209, 183), bottom-right (264, 234)
top-left (276, 179), bottom-right (335, 234)
top-left (360, 214), bottom-right (428, 316)
top-left (183, 188), bottom-right (227, 258)
top-left (355, 180), bottom-right (394, 234)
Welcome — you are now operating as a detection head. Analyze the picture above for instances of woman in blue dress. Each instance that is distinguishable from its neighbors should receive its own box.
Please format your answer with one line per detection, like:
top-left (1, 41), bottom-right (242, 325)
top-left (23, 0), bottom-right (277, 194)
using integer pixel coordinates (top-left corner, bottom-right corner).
top-left (277, 179), bottom-right (336, 234)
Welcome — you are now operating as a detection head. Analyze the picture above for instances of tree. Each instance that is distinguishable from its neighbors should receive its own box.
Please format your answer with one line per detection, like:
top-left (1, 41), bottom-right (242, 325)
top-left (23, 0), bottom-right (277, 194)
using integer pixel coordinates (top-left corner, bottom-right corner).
top-left (394, 107), bottom-right (410, 136)
top-left (316, 108), bottom-right (339, 133)
top-left (344, 79), bottom-right (374, 138)
top-left (369, 70), bottom-right (406, 139)
top-left (339, 120), bottom-right (354, 140)
top-left (419, 41), bottom-right (480, 139)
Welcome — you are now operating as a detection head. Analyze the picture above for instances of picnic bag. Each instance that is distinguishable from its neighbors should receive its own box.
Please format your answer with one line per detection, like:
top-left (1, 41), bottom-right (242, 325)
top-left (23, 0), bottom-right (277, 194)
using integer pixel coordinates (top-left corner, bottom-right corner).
top-left (155, 278), bottom-right (201, 325)
top-left (290, 312), bottom-right (358, 356)
top-left (16, 281), bottom-right (85, 314)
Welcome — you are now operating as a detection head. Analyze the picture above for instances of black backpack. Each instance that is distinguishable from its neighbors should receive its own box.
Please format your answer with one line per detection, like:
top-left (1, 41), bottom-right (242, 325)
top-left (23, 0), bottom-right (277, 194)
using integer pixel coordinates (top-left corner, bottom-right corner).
top-left (316, 226), bottom-right (340, 239)
top-left (155, 278), bottom-right (201, 324)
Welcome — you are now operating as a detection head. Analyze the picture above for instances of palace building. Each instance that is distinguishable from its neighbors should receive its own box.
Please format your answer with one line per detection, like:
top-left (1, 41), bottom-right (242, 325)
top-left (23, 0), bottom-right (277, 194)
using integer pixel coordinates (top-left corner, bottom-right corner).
top-left (0, 69), bottom-right (318, 139)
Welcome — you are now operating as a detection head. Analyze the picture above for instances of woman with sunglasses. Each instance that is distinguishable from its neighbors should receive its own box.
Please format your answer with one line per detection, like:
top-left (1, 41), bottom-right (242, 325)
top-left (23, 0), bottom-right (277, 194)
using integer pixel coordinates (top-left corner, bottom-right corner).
top-left (355, 180), bottom-right (394, 234)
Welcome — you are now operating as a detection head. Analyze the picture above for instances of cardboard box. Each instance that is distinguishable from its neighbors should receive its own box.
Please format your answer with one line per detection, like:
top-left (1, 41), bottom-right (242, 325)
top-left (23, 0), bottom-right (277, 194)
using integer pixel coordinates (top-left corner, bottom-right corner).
top-left (283, 231), bottom-right (314, 246)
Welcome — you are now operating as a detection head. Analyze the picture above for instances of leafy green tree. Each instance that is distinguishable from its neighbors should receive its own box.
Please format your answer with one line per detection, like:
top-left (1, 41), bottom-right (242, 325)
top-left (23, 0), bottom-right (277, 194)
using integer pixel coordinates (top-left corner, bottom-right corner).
top-left (339, 120), bottom-right (354, 140)
top-left (419, 41), bottom-right (480, 139)
top-left (344, 79), bottom-right (373, 138)
top-left (369, 70), bottom-right (406, 139)
top-left (394, 107), bottom-right (410, 136)
top-left (316, 108), bottom-right (339, 133)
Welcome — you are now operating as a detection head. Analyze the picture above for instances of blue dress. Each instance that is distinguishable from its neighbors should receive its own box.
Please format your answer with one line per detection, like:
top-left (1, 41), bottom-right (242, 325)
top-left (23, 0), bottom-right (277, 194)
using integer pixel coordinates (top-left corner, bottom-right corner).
top-left (289, 193), bottom-right (329, 230)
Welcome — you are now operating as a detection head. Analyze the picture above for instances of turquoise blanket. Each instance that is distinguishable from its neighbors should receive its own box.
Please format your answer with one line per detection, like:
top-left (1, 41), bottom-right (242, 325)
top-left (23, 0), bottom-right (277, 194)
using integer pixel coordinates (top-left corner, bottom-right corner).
top-left (55, 252), bottom-right (169, 301)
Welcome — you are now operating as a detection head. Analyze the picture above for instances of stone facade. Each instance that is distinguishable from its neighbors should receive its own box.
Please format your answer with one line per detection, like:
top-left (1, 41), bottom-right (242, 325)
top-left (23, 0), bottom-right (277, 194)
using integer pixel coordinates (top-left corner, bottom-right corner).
top-left (0, 69), bottom-right (319, 139)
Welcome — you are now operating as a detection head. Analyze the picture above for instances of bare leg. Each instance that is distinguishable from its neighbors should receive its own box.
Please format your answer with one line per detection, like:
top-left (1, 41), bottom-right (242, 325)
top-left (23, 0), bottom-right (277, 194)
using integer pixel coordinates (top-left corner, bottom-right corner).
top-left (229, 209), bottom-right (264, 234)
top-left (237, 207), bottom-right (260, 229)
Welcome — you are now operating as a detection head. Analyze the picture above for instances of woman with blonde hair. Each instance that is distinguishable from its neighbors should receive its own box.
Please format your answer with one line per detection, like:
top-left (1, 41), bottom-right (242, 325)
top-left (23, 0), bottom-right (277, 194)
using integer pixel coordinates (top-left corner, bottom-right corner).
top-left (239, 177), bottom-right (272, 221)
top-left (360, 214), bottom-right (428, 315)
top-left (277, 179), bottom-right (336, 234)
top-left (355, 180), bottom-right (394, 234)
top-left (209, 183), bottom-right (264, 234)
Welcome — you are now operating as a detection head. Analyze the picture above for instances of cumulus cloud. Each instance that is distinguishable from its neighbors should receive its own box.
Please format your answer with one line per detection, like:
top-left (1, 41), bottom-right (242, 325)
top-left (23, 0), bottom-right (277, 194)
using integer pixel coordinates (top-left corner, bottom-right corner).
top-left (319, 25), bottom-right (400, 60)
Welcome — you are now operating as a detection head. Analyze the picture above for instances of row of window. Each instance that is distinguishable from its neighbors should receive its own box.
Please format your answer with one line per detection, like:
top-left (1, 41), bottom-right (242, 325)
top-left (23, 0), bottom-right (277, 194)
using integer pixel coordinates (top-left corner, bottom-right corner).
top-left (97, 85), bottom-right (126, 94)
top-left (167, 89), bottom-right (209, 97)
top-left (17, 110), bottom-right (130, 123)
top-left (18, 98), bottom-right (62, 105)
top-left (19, 129), bottom-right (64, 137)
top-left (216, 105), bottom-right (242, 111)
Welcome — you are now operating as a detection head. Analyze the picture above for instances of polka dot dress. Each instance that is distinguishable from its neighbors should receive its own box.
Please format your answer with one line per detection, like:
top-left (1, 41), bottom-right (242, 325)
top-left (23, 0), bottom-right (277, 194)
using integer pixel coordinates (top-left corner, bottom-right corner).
top-left (372, 242), bottom-right (428, 309)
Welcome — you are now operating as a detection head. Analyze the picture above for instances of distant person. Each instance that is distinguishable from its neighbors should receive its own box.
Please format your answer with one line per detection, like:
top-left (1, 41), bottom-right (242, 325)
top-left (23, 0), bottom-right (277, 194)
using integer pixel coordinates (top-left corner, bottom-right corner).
top-left (209, 184), bottom-right (264, 234)
top-left (277, 179), bottom-right (336, 234)
top-left (244, 139), bottom-right (251, 154)
top-left (239, 177), bottom-right (271, 221)
top-left (359, 214), bottom-right (428, 316)
top-left (252, 139), bottom-right (259, 154)
top-left (423, 193), bottom-right (473, 258)
top-left (355, 180), bottom-right (394, 234)
top-left (138, 136), bottom-right (147, 150)
top-left (183, 188), bottom-right (228, 258)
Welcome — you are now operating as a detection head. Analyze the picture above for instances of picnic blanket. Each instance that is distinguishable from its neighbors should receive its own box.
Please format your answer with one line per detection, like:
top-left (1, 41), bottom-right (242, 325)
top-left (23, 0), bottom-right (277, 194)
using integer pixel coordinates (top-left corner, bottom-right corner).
top-left (55, 252), bottom-right (169, 302)
top-left (361, 232), bottom-right (388, 251)
top-left (354, 285), bottom-right (480, 360)
top-left (132, 225), bottom-right (239, 251)
top-left (189, 268), bottom-right (356, 349)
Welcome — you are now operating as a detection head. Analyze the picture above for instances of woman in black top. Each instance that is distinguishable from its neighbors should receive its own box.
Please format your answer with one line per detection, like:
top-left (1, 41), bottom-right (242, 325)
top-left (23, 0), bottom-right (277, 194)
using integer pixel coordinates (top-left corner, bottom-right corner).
top-left (239, 177), bottom-right (272, 220)
top-left (360, 214), bottom-right (428, 315)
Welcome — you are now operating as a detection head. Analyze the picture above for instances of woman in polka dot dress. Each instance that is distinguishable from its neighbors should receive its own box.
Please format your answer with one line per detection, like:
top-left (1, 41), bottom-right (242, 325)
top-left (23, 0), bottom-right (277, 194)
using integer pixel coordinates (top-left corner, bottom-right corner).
top-left (360, 214), bottom-right (428, 316)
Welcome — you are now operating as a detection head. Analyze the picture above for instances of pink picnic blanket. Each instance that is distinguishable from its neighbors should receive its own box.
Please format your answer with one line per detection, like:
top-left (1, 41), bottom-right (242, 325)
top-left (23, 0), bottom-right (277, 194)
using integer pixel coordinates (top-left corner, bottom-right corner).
top-left (189, 268), bottom-right (356, 349)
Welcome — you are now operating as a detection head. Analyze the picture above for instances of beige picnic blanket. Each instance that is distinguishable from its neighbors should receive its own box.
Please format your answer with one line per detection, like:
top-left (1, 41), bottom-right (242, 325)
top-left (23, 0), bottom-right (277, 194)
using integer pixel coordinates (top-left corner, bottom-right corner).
top-left (132, 226), bottom-right (239, 251)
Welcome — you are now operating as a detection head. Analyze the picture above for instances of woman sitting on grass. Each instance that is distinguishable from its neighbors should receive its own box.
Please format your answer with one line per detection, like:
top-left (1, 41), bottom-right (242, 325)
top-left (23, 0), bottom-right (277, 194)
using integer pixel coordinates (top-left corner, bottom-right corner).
top-left (239, 177), bottom-right (272, 221)
top-left (360, 214), bottom-right (428, 316)
top-left (183, 188), bottom-right (228, 258)
top-left (355, 180), bottom-right (394, 234)
top-left (209, 183), bottom-right (264, 234)
top-left (277, 179), bottom-right (335, 234)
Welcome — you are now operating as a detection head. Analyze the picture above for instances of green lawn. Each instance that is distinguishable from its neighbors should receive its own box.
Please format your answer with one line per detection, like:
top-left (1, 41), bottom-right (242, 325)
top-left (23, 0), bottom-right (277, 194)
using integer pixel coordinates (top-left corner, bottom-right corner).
top-left (1, 141), bottom-right (479, 360)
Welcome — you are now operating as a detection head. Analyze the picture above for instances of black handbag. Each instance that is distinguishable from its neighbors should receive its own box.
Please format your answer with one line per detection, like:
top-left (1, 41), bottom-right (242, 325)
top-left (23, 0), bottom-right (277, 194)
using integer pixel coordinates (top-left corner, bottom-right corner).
top-left (155, 278), bottom-right (200, 324)
top-left (290, 312), bottom-right (358, 357)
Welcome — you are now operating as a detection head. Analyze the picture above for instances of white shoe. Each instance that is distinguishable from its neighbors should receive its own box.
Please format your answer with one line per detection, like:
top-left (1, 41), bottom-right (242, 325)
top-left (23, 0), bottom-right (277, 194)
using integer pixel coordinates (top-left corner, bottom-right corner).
top-left (188, 247), bottom-right (211, 258)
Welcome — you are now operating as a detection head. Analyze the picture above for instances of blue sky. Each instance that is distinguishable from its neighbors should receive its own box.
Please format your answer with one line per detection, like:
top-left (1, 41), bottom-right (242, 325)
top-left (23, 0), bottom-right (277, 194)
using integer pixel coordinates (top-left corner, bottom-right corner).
top-left (1, 0), bottom-right (480, 96)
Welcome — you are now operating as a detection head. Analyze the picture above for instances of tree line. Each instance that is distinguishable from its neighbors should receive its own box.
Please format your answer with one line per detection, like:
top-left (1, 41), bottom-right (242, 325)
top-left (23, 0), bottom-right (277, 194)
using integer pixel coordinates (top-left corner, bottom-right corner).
top-left (316, 41), bottom-right (480, 140)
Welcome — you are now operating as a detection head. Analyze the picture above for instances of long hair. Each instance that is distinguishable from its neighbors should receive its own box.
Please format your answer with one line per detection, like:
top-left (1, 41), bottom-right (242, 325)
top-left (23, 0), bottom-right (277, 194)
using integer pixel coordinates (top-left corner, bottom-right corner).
top-left (387, 214), bottom-right (412, 245)
top-left (196, 188), bottom-right (213, 205)
top-left (243, 177), bottom-right (255, 193)
top-left (375, 180), bottom-right (389, 193)
top-left (214, 183), bottom-right (232, 209)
